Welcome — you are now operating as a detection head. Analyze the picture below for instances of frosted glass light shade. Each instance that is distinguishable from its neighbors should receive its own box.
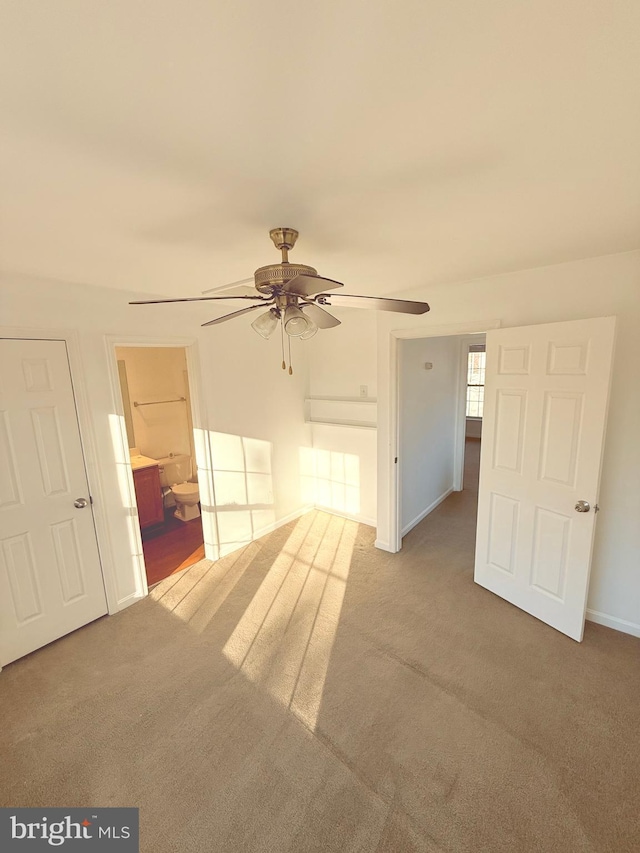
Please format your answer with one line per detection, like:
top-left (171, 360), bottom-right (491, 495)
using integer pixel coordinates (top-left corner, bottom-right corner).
top-left (251, 308), bottom-right (280, 339)
top-left (283, 305), bottom-right (310, 337)
top-left (300, 319), bottom-right (318, 339)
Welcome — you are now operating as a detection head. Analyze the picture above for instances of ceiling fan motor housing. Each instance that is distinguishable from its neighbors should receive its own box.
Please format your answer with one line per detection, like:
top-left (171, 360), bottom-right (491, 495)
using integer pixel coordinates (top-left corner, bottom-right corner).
top-left (252, 227), bottom-right (319, 293)
top-left (254, 262), bottom-right (318, 293)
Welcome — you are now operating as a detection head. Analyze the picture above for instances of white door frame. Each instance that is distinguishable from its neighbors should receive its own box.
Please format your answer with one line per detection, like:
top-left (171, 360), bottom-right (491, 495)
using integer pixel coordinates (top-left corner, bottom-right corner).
top-left (385, 320), bottom-right (501, 553)
top-left (104, 334), bottom-right (214, 596)
top-left (0, 325), bottom-right (120, 613)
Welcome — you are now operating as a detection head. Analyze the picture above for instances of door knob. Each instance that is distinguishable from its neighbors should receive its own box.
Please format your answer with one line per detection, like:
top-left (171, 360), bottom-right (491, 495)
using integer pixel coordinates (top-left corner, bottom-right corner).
top-left (74, 498), bottom-right (89, 509)
top-left (574, 500), bottom-right (590, 513)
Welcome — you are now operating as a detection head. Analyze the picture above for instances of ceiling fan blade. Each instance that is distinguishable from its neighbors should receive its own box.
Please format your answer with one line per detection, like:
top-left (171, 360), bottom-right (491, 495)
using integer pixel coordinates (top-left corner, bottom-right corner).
top-left (201, 303), bottom-right (272, 327)
top-left (129, 294), bottom-right (268, 305)
top-left (201, 277), bottom-right (255, 295)
top-left (300, 302), bottom-right (341, 329)
top-left (314, 294), bottom-right (430, 315)
top-left (208, 284), bottom-right (261, 298)
top-left (284, 274), bottom-right (344, 297)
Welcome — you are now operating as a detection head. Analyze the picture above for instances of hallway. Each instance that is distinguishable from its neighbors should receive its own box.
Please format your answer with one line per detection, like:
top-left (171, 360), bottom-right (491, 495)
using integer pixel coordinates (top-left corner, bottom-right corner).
top-left (402, 436), bottom-right (480, 555)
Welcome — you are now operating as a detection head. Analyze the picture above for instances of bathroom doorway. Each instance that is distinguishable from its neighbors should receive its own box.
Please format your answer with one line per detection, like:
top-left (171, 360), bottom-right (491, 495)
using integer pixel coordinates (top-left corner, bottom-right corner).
top-left (115, 345), bottom-right (204, 586)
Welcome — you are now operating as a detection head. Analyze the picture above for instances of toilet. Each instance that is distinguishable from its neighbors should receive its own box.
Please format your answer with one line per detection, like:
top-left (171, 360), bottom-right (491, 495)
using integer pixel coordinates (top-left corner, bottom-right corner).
top-left (157, 454), bottom-right (200, 522)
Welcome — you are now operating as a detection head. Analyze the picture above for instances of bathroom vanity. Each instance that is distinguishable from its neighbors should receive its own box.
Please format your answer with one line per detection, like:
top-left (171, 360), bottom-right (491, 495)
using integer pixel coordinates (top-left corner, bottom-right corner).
top-left (130, 454), bottom-right (164, 529)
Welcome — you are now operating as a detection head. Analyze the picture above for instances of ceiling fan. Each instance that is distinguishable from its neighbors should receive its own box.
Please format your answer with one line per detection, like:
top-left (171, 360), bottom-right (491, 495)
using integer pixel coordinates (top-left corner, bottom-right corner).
top-left (130, 228), bottom-right (430, 373)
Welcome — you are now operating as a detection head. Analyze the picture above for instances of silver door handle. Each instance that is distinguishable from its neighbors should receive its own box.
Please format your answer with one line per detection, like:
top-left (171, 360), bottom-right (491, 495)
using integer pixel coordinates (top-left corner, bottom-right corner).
top-left (574, 500), bottom-right (590, 513)
top-left (74, 498), bottom-right (89, 509)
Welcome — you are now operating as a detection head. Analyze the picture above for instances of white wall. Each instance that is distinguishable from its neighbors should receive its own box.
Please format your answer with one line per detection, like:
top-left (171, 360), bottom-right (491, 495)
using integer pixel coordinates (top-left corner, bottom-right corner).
top-left (306, 309), bottom-right (378, 398)
top-left (375, 251), bottom-right (640, 635)
top-left (1, 273), bottom-right (311, 611)
top-left (400, 336), bottom-right (460, 534)
top-left (306, 424), bottom-right (377, 526)
top-left (305, 309), bottom-right (378, 526)
top-left (197, 319), bottom-right (312, 557)
top-left (115, 346), bottom-right (191, 459)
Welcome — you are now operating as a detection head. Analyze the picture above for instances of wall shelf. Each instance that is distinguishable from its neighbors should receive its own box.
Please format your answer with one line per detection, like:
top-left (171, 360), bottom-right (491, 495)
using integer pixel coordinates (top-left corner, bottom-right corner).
top-left (308, 419), bottom-right (377, 430)
top-left (306, 395), bottom-right (378, 403)
top-left (305, 396), bottom-right (377, 429)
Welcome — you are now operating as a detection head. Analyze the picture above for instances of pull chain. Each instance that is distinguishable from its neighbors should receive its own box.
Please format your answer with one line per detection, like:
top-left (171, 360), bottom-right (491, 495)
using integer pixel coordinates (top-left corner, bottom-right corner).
top-left (288, 335), bottom-right (293, 375)
top-left (280, 320), bottom-right (286, 370)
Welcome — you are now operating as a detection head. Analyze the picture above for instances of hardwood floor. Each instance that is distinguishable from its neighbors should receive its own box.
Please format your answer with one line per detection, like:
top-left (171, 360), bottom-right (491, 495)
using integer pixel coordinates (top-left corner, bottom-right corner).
top-left (142, 510), bottom-right (204, 586)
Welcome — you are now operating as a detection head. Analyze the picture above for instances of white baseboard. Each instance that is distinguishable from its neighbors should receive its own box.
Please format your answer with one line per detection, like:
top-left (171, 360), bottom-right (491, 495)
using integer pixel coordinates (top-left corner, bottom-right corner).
top-left (255, 505), bottom-right (315, 538)
top-left (217, 505), bottom-right (315, 560)
top-left (314, 505), bottom-right (377, 528)
top-left (374, 539), bottom-right (395, 553)
top-left (401, 487), bottom-right (454, 537)
top-left (586, 609), bottom-right (640, 639)
top-left (187, 503), bottom-right (372, 565)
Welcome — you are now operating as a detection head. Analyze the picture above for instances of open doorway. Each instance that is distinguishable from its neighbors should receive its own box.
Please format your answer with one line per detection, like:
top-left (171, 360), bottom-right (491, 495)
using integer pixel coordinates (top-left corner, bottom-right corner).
top-left (397, 333), bottom-right (485, 545)
top-left (388, 316), bottom-right (616, 641)
top-left (115, 345), bottom-right (204, 586)
top-left (462, 340), bottom-right (486, 495)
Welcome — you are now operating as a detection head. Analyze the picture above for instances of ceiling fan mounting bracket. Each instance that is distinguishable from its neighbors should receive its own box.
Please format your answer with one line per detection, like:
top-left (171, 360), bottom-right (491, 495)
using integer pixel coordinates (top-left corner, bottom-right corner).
top-left (269, 227), bottom-right (299, 252)
top-left (268, 227), bottom-right (301, 265)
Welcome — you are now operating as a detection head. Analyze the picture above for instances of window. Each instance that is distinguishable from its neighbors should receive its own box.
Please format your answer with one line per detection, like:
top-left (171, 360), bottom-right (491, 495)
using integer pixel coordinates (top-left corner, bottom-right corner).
top-left (466, 346), bottom-right (486, 418)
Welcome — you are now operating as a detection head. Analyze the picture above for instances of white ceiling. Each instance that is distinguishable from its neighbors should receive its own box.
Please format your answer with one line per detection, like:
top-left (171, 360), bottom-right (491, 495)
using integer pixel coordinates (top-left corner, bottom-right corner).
top-left (1, 0), bottom-right (639, 298)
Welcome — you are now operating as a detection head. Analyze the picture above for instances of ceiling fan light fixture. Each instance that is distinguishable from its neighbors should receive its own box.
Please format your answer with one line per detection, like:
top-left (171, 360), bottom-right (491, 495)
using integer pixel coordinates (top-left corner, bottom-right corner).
top-left (300, 317), bottom-right (318, 340)
top-left (130, 228), bottom-right (431, 375)
top-left (251, 307), bottom-right (280, 339)
top-left (283, 304), bottom-right (310, 337)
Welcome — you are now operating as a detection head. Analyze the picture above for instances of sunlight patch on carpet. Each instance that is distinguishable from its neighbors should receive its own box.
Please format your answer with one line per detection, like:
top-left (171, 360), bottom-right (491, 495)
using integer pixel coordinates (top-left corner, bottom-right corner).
top-left (223, 511), bottom-right (356, 729)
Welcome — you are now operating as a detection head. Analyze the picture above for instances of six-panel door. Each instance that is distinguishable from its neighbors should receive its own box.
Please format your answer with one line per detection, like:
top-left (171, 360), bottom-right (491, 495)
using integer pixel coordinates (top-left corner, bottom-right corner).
top-left (0, 339), bottom-right (108, 666)
top-left (474, 317), bottom-right (616, 641)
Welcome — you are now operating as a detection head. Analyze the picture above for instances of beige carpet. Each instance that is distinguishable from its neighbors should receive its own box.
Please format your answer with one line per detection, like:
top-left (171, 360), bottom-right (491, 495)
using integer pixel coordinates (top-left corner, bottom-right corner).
top-left (1, 440), bottom-right (639, 852)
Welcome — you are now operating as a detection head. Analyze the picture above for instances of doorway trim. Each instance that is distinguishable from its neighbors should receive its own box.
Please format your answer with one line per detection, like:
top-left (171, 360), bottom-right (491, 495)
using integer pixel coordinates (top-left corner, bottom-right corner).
top-left (384, 320), bottom-right (501, 554)
top-left (0, 324), bottom-right (120, 613)
top-left (104, 334), bottom-right (212, 596)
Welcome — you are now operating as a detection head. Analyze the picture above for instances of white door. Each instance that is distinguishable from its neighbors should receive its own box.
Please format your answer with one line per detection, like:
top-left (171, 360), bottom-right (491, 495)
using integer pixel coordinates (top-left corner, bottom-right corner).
top-left (474, 316), bottom-right (616, 641)
top-left (0, 339), bottom-right (108, 665)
